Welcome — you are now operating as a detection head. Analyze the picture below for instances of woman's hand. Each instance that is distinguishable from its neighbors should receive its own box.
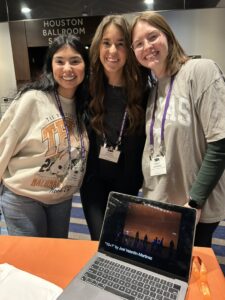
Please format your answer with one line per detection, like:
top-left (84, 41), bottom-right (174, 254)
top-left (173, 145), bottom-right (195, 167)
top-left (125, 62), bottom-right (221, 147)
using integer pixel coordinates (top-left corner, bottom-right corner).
top-left (184, 202), bottom-right (202, 224)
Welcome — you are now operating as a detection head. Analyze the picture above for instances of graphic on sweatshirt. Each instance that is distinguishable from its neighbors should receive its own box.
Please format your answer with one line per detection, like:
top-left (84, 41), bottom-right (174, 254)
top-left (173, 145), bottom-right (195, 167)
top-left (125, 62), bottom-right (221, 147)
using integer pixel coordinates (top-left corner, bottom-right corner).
top-left (30, 117), bottom-right (86, 193)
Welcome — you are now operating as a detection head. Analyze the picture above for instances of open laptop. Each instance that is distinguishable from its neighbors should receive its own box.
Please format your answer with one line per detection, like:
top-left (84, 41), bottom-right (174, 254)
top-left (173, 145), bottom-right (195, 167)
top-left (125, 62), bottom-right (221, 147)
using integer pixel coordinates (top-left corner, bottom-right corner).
top-left (58, 191), bottom-right (196, 300)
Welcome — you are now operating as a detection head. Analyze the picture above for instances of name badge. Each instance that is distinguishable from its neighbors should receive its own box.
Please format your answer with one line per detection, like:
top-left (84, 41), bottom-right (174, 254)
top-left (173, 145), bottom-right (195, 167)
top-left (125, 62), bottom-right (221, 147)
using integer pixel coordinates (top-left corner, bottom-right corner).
top-left (150, 155), bottom-right (167, 176)
top-left (99, 146), bottom-right (120, 163)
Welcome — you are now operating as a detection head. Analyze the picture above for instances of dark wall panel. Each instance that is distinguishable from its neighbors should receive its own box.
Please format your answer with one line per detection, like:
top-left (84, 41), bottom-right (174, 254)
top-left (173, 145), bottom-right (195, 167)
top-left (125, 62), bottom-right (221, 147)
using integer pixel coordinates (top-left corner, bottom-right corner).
top-left (25, 15), bottom-right (103, 47)
top-left (0, 0), bottom-right (222, 22)
top-left (9, 21), bottom-right (30, 82)
top-left (0, 0), bottom-right (8, 22)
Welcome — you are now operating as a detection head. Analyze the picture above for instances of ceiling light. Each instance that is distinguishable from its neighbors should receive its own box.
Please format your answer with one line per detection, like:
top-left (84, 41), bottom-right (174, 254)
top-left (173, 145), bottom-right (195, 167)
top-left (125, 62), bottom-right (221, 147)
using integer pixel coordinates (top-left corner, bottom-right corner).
top-left (21, 7), bottom-right (31, 14)
top-left (144, 0), bottom-right (154, 4)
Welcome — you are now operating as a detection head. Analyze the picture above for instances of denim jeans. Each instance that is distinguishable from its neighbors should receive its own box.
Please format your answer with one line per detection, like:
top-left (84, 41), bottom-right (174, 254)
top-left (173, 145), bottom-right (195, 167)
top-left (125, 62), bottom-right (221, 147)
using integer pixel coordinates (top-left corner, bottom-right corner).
top-left (0, 185), bottom-right (72, 238)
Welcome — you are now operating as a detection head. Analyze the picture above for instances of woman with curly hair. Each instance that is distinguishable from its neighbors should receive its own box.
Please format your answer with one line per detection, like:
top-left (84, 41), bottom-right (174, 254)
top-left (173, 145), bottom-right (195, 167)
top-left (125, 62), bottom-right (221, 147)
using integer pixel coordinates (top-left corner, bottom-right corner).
top-left (80, 15), bottom-right (148, 240)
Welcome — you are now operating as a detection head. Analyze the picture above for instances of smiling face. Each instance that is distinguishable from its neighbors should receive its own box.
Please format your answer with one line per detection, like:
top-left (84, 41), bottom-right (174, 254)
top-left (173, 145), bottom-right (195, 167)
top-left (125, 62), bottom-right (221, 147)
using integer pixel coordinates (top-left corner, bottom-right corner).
top-left (132, 20), bottom-right (169, 79)
top-left (99, 23), bottom-right (127, 85)
top-left (52, 45), bottom-right (85, 99)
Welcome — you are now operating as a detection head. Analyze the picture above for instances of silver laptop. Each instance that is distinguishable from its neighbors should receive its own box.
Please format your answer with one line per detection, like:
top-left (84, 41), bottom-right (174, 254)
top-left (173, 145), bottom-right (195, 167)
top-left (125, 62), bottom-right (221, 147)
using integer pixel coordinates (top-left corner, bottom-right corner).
top-left (58, 191), bottom-right (196, 300)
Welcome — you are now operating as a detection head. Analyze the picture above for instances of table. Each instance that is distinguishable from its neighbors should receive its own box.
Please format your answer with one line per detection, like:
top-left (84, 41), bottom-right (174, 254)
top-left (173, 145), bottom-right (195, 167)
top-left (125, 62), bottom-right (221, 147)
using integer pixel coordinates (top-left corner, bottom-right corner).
top-left (0, 236), bottom-right (224, 299)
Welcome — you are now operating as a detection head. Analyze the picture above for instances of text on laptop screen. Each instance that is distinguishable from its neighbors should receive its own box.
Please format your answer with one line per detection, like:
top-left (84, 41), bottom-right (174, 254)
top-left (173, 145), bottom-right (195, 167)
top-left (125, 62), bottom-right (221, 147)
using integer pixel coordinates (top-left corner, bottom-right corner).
top-left (99, 193), bottom-right (196, 281)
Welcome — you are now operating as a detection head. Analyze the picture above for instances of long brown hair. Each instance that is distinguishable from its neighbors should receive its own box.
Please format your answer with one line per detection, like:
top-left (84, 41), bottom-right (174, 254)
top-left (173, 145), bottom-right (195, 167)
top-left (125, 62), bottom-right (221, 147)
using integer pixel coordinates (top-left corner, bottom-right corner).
top-left (131, 12), bottom-right (189, 76)
top-left (89, 15), bottom-right (145, 135)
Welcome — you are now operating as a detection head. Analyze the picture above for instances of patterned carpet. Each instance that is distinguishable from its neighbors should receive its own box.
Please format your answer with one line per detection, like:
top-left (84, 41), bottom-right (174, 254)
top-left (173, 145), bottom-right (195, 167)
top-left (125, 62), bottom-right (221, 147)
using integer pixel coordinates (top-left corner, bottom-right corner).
top-left (68, 193), bottom-right (91, 240)
top-left (1, 193), bottom-right (225, 275)
top-left (211, 220), bottom-right (225, 274)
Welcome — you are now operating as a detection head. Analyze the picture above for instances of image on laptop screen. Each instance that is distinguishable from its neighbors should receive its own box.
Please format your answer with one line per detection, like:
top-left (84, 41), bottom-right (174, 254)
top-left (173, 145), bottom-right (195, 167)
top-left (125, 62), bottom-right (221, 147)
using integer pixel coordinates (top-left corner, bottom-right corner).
top-left (99, 192), bottom-right (196, 282)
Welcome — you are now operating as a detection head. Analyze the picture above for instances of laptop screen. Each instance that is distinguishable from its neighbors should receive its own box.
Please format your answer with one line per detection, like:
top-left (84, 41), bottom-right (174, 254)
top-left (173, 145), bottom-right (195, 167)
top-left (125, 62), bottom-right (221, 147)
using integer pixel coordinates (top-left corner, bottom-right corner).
top-left (99, 192), bottom-right (196, 282)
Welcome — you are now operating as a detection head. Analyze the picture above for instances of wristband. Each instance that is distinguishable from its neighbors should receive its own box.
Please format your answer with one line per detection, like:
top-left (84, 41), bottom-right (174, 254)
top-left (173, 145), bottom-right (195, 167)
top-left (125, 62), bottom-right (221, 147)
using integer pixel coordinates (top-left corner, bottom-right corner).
top-left (189, 197), bottom-right (202, 209)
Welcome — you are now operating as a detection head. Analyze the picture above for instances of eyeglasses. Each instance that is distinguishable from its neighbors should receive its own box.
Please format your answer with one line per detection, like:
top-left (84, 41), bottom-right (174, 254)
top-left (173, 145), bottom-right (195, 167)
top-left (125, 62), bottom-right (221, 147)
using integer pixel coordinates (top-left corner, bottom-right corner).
top-left (131, 31), bottom-right (161, 52)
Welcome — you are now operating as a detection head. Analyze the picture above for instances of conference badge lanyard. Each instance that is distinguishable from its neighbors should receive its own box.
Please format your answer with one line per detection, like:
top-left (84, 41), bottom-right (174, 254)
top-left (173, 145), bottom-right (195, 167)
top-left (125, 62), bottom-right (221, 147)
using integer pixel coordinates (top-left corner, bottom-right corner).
top-left (99, 110), bottom-right (127, 163)
top-left (149, 76), bottom-right (175, 177)
top-left (54, 90), bottom-right (86, 186)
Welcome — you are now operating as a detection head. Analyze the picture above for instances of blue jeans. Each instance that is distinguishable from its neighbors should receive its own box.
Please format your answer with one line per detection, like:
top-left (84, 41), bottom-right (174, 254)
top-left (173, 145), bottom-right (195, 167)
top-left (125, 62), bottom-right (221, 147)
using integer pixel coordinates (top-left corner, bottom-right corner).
top-left (0, 185), bottom-right (72, 238)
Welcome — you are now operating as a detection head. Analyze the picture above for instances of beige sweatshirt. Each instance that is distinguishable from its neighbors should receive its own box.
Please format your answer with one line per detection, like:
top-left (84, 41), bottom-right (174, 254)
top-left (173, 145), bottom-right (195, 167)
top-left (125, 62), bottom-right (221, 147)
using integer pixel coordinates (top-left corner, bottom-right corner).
top-left (0, 90), bottom-right (89, 204)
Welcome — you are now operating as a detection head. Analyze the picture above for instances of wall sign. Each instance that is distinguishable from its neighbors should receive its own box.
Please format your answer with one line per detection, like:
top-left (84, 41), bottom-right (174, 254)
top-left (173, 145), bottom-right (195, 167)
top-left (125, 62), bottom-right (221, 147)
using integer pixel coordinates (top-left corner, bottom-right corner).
top-left (25, 15), bottom-right (103, 47)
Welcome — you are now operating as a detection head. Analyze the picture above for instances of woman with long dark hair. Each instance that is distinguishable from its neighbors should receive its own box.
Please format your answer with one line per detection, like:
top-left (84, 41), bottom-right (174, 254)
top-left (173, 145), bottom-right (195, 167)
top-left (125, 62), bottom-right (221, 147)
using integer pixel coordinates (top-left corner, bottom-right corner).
top-left (0, 34), bottom-right (89, 237)
top-left (80, 15), bottom-right (148, 240)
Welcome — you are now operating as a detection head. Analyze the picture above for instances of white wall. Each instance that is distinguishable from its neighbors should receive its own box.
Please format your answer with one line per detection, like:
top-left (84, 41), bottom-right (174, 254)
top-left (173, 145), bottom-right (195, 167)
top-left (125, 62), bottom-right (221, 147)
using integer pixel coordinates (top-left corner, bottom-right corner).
top-left (0, 22), bottom-right (17, 100)
top-left (160, 8), bottom-right (225, 72)
top-left (126, 8), bottom-right (225, 72)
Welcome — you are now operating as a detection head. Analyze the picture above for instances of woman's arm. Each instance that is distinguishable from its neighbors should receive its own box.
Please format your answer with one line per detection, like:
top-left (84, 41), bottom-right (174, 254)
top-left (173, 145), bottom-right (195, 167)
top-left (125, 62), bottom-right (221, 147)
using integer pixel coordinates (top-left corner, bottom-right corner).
top-left (189, 138), bottom-right (225, 208)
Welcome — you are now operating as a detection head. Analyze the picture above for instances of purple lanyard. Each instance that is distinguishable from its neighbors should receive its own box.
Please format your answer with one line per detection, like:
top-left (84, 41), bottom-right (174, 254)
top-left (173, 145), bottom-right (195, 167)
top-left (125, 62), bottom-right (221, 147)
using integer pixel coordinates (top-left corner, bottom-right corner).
top-left (103, 110), bottom-right (128, 147)
top-left (149, 76), bottom-right (175, 150)
top-left (54, 90), bottom-right (86, 162)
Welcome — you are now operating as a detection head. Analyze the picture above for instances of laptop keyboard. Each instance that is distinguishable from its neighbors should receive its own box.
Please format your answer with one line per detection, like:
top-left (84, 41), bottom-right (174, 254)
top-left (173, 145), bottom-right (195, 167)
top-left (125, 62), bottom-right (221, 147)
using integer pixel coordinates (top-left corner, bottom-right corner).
top-left (81, 257), bottom-right (181, 300)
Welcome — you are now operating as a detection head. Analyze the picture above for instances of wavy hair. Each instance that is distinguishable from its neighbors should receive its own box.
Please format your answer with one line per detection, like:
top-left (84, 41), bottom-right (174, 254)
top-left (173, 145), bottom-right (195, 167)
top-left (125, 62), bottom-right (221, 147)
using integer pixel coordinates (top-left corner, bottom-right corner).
top-left (16, 34), bottom-right (89, 130)
top-left (89, 15), bottom-right (145, 134)
top-left (131, 11), bottom-right (189, 76)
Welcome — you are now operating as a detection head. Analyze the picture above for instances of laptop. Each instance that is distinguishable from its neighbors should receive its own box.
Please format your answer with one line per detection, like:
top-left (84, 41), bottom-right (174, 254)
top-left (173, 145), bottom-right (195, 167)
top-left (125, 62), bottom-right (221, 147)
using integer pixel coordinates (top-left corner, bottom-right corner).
top-left (58, 191), bottom-right (196, 300)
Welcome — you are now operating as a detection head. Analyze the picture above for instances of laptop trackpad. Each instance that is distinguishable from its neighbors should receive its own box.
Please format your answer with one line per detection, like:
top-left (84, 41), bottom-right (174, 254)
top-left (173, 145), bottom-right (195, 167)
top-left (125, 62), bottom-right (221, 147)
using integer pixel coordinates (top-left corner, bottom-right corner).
top-left (59, 280), bottom-right (120, 300)
top-left (84, 287), bottom-right (118, 300)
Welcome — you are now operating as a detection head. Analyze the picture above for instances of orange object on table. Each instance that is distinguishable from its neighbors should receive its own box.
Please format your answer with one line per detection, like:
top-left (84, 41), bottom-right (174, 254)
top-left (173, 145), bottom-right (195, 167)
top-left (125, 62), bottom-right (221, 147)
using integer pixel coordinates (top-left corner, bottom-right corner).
top-left (0, 236), bottom-right (224, 299)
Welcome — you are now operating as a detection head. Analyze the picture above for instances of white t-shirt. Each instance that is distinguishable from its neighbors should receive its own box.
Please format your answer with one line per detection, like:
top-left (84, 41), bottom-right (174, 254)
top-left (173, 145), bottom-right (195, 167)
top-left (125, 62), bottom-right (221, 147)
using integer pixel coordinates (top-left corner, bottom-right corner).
top-left (142, 59), bottom-right (225, 223)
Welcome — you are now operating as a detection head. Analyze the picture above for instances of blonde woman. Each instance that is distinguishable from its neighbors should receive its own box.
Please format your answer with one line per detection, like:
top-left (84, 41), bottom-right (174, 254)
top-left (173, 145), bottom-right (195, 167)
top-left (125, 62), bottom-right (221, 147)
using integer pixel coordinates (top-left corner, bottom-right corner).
top-left (132, 11), bottom-right (225, 247)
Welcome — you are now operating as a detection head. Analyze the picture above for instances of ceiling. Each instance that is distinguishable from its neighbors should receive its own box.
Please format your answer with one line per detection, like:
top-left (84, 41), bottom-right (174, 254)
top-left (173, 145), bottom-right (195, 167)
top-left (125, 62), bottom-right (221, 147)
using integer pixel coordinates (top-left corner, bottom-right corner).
top-left (0, 0), bottom-right (222, 22)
